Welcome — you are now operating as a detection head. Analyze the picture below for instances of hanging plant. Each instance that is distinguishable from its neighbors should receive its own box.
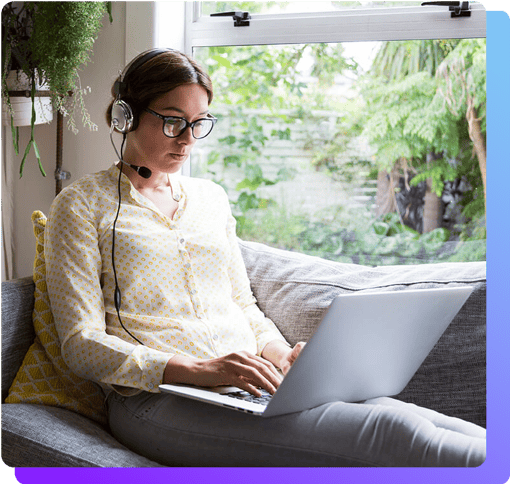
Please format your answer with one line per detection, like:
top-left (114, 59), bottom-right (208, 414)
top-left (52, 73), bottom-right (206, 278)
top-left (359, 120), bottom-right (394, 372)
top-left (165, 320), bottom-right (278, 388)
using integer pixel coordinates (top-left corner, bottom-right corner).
top-left (1, 2), bottom-right (113, 177)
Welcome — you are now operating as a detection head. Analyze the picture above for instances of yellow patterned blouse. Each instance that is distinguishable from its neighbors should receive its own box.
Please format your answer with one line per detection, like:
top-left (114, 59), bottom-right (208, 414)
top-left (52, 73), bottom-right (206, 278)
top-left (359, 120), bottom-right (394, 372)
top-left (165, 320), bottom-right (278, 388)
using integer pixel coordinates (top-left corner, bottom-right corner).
top-left (45, 164), bottom-right (287, 395)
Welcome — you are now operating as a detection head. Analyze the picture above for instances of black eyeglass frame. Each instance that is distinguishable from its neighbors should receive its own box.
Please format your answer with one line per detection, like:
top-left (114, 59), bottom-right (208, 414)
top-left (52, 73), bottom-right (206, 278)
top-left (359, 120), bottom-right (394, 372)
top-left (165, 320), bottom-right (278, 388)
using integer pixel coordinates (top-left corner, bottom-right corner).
top-left (144, 108), bottom-right (217, 139)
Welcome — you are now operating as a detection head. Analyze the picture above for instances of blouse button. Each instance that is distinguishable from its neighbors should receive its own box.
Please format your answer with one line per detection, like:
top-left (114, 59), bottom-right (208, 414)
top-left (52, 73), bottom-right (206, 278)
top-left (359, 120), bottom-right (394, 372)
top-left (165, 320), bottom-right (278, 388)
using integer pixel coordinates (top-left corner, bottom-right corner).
top-left (213, 334), bottom-right (219, 341)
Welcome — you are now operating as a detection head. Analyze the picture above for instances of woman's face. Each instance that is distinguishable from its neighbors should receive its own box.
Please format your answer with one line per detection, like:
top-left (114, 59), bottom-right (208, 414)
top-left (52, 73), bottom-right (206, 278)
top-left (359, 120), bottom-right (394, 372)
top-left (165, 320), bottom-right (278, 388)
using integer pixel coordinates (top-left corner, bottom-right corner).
top-left (124, 83), bottom-right (210, 174)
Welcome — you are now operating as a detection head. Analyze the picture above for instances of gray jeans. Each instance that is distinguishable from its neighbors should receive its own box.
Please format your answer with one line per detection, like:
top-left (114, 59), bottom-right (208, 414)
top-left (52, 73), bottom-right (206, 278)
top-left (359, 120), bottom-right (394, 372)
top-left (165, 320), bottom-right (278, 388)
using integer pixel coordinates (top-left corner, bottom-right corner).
top-left (107, 391), bottom-right (486, 467)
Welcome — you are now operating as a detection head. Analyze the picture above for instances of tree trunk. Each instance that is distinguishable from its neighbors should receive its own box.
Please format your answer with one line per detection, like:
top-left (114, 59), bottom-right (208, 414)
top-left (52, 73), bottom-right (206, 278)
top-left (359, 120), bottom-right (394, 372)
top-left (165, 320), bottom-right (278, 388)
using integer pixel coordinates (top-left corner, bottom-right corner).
top-left (466, 96), bottom-right (487, 211)
top-left (375, 169), bottom-right (398, 217)
top-left (423, 178), bottom-right (443, 233)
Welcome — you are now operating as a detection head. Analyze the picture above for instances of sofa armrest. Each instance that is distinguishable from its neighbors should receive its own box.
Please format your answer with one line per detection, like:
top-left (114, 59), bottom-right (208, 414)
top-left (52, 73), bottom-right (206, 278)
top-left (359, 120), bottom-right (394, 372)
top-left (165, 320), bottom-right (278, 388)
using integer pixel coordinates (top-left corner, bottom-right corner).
top-left (1, 276), bottom-right (36, 402)
top-left (2, 403), bottom-right (163, 467)
top-left (239, 239), bottom-right (486, 427)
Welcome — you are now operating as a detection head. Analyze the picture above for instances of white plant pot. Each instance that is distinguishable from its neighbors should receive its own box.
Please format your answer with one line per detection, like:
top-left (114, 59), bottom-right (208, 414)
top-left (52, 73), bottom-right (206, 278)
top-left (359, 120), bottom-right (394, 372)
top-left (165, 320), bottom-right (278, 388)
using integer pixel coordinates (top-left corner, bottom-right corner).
top-left (2, 70), bottom-right (53, 127)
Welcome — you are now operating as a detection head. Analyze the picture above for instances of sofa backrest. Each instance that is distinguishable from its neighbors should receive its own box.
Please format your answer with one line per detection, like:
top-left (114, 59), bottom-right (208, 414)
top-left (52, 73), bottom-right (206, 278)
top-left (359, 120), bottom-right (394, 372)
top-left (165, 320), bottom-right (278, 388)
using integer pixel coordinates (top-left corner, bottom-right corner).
top-left (1, 276), bottom-right (36, 402)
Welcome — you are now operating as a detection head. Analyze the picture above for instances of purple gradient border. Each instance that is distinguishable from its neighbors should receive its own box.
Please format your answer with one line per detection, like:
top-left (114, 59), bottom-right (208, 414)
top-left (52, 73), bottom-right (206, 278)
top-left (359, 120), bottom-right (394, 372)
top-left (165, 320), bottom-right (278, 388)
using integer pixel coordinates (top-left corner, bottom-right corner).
top-left (10, 8), bottom-right (510, 484)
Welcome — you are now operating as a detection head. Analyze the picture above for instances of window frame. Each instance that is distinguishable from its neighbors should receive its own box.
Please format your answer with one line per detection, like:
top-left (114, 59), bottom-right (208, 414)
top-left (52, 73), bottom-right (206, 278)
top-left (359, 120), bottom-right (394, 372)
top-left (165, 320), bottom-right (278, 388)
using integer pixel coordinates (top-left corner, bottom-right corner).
top-left (185, 2), bottom-right (486, 51)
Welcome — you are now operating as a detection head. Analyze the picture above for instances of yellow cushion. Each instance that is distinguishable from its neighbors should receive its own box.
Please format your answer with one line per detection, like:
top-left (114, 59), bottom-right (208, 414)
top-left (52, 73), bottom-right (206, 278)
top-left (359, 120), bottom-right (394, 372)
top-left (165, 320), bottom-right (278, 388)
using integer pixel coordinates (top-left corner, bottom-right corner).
top-left (5, 211), bottom-right (107, 425)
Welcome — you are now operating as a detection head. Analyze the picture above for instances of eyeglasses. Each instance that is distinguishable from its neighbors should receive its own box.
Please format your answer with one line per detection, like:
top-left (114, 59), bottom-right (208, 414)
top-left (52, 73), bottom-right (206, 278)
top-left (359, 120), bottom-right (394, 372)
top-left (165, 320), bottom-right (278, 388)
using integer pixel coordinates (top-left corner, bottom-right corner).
top-left (144, 108), bottom-right (217, 139)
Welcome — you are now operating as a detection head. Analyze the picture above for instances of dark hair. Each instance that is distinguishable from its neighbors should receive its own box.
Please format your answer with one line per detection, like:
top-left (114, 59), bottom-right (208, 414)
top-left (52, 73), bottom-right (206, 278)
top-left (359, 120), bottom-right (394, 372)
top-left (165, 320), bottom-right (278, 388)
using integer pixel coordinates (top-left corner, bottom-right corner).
top-left (106, 49), bottom-right (213, 128)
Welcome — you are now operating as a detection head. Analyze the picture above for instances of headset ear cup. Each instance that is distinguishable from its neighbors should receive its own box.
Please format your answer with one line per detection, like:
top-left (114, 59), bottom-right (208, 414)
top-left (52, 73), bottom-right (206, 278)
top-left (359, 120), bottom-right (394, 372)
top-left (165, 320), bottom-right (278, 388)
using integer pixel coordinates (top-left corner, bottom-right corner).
top-left (111, 99), bottom-right (134, 134)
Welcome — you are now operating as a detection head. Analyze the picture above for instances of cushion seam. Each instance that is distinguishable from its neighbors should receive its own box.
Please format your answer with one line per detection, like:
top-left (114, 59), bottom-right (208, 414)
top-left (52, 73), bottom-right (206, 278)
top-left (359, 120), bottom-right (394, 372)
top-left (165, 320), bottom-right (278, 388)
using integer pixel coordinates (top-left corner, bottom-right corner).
top-left (251, 279), bottom-right (486, 290)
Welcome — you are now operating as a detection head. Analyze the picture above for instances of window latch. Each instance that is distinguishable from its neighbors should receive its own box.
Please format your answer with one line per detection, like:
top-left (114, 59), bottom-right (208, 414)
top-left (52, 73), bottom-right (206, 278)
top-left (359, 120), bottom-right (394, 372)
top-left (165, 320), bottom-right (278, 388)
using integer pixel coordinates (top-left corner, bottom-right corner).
top-left (210, 11), bottom-right (251, 27)
top-left (421, 1), bottom-right (471, 18)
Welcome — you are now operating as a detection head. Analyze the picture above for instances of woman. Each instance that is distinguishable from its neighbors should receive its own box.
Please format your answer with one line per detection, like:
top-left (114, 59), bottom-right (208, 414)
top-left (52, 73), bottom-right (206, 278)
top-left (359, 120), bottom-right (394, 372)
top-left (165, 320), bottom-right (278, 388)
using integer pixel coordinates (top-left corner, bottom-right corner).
top-left (45, 48), bottom-right (486, 467)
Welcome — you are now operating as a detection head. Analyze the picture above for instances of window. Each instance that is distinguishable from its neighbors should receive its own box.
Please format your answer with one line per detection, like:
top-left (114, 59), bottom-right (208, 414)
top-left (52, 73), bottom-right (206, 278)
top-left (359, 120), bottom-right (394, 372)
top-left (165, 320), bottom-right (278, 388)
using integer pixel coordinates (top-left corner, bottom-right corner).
top-left (183, 1), bottom-right (485, 47)
top-left (161, 2), bottom-right (487, 266)
top-left (199, 1), bottom-right (426, 16)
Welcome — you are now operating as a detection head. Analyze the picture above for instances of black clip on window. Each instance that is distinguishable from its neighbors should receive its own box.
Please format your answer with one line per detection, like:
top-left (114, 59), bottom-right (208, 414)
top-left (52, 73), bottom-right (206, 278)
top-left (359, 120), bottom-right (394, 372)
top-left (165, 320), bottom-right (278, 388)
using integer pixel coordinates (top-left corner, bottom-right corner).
top-left (421, 1), bottom-right (471, 18)
top-left (211, 11), bottom-right (251, 27)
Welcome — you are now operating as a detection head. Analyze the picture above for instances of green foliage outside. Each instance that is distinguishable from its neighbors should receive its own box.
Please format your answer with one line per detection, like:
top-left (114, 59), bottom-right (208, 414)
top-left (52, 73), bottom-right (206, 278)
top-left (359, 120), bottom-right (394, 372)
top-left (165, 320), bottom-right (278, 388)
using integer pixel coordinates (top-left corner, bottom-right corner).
top-left (235, 203), bottom-right (486, 266)
top-left (194, 16), bottom-right (486, 266)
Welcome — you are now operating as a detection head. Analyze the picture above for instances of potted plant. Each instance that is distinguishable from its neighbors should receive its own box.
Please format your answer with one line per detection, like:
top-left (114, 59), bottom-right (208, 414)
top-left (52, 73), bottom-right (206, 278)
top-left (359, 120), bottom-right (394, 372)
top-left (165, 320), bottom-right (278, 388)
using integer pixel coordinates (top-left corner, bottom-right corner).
top-left (1, 1), bottom-right (112, 177)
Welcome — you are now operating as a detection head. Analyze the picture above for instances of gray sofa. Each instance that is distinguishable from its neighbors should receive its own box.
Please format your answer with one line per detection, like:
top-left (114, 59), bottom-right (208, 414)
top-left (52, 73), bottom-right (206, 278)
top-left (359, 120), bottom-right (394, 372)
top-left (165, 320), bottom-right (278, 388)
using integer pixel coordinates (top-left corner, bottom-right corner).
top-left (2, 239), bottom-right (486, 467)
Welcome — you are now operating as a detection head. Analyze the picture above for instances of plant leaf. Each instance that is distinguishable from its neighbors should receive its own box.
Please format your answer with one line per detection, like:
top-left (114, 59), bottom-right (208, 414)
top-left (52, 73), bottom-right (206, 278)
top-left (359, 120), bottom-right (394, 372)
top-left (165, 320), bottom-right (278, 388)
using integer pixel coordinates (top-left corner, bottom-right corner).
top-left (10, 117), bottom-right (19, 155)
top-left (106, 1), bottom-right (113, 23)
top-left (33, 141), bottom-right (46, 176)
top-left (19, 81), bottom-right (46, 177)
top-left (19, 140), bottom-right (33, 178)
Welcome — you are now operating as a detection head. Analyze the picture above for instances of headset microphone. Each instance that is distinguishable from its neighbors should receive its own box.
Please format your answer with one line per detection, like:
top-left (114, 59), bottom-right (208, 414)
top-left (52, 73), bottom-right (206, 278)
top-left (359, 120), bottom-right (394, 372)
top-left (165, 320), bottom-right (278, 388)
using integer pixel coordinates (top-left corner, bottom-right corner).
top-left (118, 159), bottom-right (152, 179)
top-left (110, 120), bottom-right (152, 179)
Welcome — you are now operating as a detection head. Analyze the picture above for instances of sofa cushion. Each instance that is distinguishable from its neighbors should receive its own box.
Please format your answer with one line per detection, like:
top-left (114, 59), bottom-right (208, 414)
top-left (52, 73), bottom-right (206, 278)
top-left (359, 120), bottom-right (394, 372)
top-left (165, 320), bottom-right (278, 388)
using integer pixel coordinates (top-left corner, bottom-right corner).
top-left (5, 211), bottom-right (107, 425)
top-left (1, 276), bottom-right (35, 402)
top-left (239, 239), bottom-right (486, 427)
top-left (1, 403), bottom-right (162, 467)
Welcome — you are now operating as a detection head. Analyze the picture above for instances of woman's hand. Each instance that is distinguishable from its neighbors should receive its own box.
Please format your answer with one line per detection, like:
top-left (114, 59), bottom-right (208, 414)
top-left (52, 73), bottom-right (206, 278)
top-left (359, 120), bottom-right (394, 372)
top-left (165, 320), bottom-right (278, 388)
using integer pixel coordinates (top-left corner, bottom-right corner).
top-left (261, 340), bottom-right (306, 376)
top-left (164, 351), bottom-right (282, 397)
top-left (278, 342), bottom-right (306, 375)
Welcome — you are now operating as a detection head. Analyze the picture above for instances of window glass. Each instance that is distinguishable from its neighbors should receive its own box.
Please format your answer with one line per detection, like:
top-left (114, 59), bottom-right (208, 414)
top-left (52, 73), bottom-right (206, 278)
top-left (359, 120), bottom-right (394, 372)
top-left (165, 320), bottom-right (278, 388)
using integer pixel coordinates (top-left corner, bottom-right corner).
top-left (192, 38), bottom-right (486, 266)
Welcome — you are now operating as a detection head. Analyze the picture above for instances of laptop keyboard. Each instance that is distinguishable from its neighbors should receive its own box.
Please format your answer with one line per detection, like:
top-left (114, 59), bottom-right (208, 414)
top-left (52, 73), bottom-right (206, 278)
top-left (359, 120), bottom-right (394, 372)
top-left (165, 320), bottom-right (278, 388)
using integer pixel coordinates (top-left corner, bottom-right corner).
top-left (221, 389), bottom-right (273, 406)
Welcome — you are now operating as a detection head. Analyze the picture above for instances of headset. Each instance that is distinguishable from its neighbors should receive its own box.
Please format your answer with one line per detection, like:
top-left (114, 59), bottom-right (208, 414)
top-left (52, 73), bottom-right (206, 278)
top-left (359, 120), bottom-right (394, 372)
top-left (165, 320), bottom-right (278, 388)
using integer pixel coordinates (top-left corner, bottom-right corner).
top-left (112, 47), bottom-right (175, 135)
top-left (109, 48), bottom-right (174, 345)
top-left (110, 48), bottom-right (176, 179)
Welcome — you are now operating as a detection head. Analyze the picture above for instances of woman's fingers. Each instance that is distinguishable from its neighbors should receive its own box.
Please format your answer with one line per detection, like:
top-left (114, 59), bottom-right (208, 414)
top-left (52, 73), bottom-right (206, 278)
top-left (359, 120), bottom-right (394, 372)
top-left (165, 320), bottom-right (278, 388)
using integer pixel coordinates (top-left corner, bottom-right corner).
top-left (280, 342), bottom-right (306, 375)
top-left (289, 342), bottom-right (306, 364)
top-left (223, 351), bottom-right (281, 396)
top-left (184, 351), bottom-right (283, 396)
top-left (234, 376), bottom-right (267, 397)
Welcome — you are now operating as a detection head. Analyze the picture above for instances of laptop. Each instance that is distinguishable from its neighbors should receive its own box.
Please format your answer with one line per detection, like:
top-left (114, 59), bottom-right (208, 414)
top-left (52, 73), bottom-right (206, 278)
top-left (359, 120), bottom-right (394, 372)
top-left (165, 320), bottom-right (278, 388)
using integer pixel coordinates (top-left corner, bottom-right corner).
top-left (159, 286), bottom-right (473, 417)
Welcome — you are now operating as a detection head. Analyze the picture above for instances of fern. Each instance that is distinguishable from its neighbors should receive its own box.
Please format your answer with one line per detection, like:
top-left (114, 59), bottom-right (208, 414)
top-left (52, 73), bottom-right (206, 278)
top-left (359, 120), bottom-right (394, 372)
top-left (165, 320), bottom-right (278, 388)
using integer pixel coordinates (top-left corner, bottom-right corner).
top-left (410, 159), bottom-right (458, 197)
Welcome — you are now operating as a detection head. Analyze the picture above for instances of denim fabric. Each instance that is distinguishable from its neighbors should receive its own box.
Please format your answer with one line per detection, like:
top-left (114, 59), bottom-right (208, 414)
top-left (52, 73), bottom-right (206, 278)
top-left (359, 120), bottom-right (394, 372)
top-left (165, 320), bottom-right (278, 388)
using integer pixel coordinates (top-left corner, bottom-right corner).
top-left (107, 391), bottom-right (485, 467)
